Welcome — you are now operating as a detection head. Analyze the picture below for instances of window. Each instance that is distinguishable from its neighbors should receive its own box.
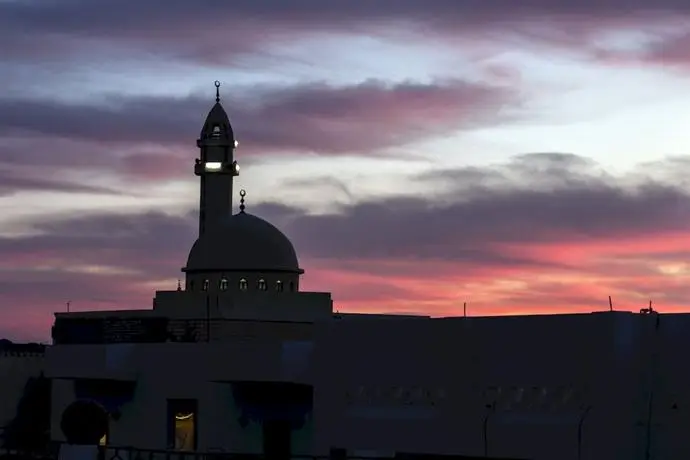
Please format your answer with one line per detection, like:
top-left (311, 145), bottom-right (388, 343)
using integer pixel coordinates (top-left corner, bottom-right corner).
top-left (276, 280), bottom-right (284, 292)
top-left (289, 281), bottom-right (295, 292)
top-left (220, 278), bottom-right (228, 291)
top-left (205, 162), bottom-right (222, 171)
top-left (202, 279), bottom-right (209, 291)
top-left (239, 278), bottom-right (248, 291)
top-left (258, 279), bottom-right (267, 291)
top-left (211, 125), bottom-right (221, 138)
top-left (167, 399), bottom-right (197, 451)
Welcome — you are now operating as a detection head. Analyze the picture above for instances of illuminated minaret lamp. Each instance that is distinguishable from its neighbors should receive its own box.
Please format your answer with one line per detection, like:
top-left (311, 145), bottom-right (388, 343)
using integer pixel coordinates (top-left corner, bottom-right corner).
top-left (195, 81), bottom-right (240, 236)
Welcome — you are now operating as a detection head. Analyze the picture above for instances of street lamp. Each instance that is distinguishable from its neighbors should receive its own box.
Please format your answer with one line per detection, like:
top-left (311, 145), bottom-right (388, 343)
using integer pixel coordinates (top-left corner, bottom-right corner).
top-left (577, 405), bottom-right (592, 460)
top-left (483, 401), bottom-right (497, 457)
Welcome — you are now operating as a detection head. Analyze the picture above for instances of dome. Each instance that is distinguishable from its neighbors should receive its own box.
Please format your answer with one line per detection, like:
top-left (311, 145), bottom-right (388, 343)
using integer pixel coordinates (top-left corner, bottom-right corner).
top-left (183, 212), bottom-right (303, 274)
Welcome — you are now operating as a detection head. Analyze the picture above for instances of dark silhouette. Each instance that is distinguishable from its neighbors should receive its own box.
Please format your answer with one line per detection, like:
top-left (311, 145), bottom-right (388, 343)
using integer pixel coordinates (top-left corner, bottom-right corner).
top-left (2, 374), bottom-right (51, 452)
top-left (60, 400), bottom-right (108, 445)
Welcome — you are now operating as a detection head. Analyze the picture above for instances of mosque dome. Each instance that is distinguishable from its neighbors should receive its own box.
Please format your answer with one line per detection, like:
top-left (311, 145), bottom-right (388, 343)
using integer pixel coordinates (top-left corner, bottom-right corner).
top-left (183, 211), bottom-right (303, 274)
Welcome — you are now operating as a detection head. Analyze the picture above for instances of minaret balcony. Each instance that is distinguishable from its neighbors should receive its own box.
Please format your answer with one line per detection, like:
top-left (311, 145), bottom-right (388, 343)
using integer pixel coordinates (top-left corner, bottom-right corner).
top-left (196, 137), bottom-right (236, 148)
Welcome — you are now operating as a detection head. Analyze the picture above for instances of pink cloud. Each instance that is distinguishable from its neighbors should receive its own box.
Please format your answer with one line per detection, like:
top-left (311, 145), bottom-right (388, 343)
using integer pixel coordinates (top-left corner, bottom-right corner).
top-left (3, 154), bottom-right (690, 340)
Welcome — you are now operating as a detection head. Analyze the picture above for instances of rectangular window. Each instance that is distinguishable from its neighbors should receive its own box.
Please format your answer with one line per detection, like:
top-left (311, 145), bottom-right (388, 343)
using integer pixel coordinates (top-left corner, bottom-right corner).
top-left (166, 399), bottom-right (198, 451)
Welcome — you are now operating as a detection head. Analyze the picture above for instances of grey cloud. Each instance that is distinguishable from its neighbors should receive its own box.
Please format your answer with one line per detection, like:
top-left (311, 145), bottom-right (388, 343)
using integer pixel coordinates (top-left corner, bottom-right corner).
top-left (0, 79), bottom-right (517, 159)
top-left (273, 153), bottom-right (690, 260)
top-left (2, 1), bottom-right (686, 39)
top-left (0, 167), bottom-right (122, 196)
top-left (4, 153), bottom-right (688, 274)
top-left (1, 0), bottom-right (685, 67)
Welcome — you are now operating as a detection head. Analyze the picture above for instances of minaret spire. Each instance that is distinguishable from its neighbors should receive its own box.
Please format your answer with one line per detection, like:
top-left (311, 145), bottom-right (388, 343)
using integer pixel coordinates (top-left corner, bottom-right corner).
top-left (239, 189), bottom-right (246, 213)
top-left (194, 81), bottom-right (239, 236)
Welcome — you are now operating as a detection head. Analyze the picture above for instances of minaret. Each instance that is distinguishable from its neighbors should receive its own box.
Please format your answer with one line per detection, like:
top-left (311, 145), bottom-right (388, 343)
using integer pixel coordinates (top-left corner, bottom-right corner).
top-left (195, 81), bottom-right (239, 236)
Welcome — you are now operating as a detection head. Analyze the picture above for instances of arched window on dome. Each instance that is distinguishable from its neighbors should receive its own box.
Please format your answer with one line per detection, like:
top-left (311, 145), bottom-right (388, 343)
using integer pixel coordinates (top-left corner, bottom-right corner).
top-left (202, 279), bottom-right (209, 291)
top-left (258, 279), bottom-right (267, 291)
top-left (211, 125), bottom-right (221, 138)
top-left (219, 278), bottom-right (228, 291)
top-left (289, 281), bottom-right (295, 292)
top-left (239, 278), bottom-right (248, 291)
top-left (276, 280), bottom-right (284, 292)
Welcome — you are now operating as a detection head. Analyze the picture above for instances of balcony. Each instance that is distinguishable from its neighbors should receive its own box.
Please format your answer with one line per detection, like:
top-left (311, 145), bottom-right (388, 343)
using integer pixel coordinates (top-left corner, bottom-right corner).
top-left (51, 317), bottom-right (313, 345)
top-left (48, 317), bottom-right (316, 383)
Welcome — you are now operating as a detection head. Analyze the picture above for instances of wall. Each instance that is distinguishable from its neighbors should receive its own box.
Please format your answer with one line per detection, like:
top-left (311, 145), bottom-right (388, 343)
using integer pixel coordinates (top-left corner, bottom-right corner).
top-left (49, 341), bottom-right (313, 452)
top-left (310, 311), bottom-right (690, 460)
top-left (153, 289), bottom-right (333, 323)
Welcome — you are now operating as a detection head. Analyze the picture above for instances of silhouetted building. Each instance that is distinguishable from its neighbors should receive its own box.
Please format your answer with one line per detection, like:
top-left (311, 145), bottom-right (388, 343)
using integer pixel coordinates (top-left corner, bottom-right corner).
top-left (40, 83), bottom-right (690, 460)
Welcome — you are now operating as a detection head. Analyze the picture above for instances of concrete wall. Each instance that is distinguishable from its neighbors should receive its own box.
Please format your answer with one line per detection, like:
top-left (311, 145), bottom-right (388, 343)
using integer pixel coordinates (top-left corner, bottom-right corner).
top-left (51, 376), bottom-right (259, 452)
top-left (153, 290), bottom-right (333, 322)
top-left (49, 341), bottom-right (314, 453)
top-left (311, 311), bottom-right (690, 460)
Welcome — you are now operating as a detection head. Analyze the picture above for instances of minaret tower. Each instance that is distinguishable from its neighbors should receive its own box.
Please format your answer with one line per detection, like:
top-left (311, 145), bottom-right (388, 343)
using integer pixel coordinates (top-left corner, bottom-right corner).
top-left (195, 81), bottom-right (239, 236)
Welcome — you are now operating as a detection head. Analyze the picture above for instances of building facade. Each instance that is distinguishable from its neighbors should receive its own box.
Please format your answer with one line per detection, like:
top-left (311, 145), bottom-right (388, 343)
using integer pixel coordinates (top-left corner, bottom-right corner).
top-left (41, 83), bottom-right (690, 460)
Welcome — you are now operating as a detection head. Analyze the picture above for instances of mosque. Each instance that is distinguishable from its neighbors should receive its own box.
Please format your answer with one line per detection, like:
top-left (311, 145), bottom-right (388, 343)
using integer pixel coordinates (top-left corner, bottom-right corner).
top-left (36, 82), bottom-right (690, 460)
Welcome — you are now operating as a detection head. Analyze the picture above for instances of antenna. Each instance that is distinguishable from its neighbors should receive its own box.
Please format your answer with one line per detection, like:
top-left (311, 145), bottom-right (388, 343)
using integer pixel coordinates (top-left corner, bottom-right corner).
top-left (640, 299), bottom-right (655, 315)
top-left (66, 301), bottom-right (71, 313)
top-left (608, 296), bottom-right (613, 312)
top-left (463, 302), bottom-right (467, 318)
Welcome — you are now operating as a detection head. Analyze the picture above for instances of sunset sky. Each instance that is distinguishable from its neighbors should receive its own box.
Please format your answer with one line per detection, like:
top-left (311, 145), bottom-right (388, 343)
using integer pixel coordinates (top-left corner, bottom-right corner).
top-left (3, 1), bottom-right (690, 341)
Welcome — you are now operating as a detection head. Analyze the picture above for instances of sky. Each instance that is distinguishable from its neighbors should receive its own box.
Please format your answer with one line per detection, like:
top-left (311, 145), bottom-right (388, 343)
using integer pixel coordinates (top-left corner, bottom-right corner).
top-left (4, 1), bottom-right (690, 341)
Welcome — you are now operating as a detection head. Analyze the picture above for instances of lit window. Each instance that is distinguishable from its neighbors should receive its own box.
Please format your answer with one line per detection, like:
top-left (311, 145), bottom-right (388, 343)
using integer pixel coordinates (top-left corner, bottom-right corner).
top-left (239, 278), bottom-right (248, 291)
top-left (211, 125), bottom-right (221, 138)
top-left (276, 280), bottom-right (283, 292)
top-left (220, 278), bottom-right (228, 291)
top-left (167, 399), bottom-right (197, 451)
top-left (202, 280), bottom-right (209, 291)
top-left (258, 279), bottom-right (267, 291)
top-left (204, 162), bottom-right (222, 171)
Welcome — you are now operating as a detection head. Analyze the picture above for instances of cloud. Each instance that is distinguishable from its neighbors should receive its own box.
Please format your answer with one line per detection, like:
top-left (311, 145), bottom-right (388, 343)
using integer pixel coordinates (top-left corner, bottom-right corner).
top-left (3, 153), bottom-right (690, 341)
top-left (0, 167), bottom-right (121, 196)
top-left (278, 153), bottom-right (690, 260)
top-left (2, 0), bottom-right (686, 67)
top-left (0, 79), bottom-right (517, 171)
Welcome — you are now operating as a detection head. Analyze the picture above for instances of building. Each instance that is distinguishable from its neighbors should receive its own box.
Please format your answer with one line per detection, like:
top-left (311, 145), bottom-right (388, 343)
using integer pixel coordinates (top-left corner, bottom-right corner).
top-left (42, 82), bottom-right (690, 460)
